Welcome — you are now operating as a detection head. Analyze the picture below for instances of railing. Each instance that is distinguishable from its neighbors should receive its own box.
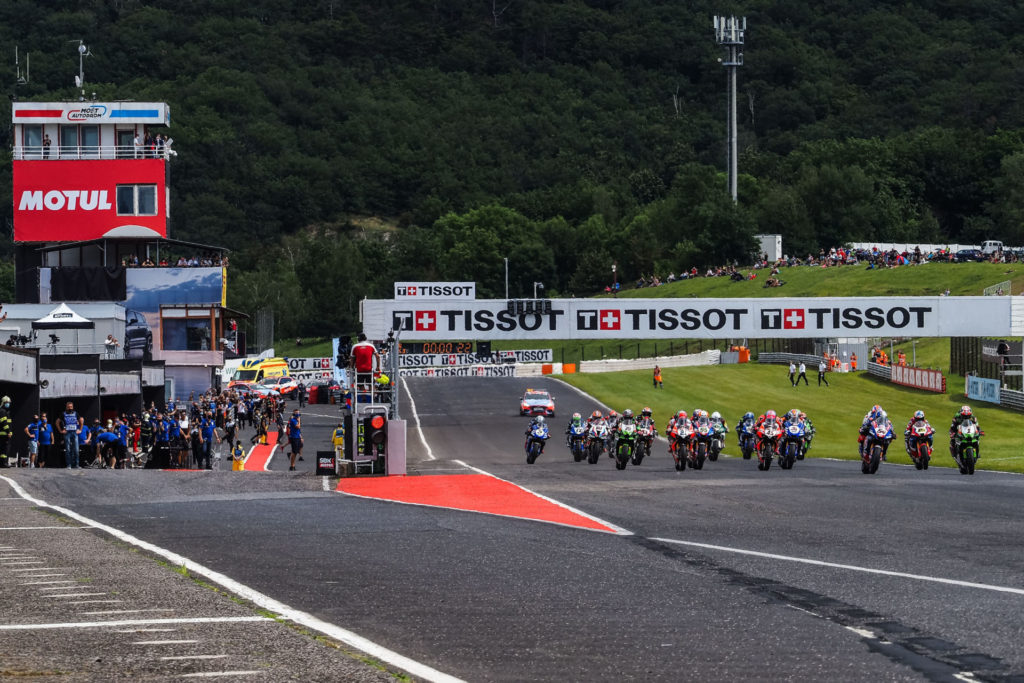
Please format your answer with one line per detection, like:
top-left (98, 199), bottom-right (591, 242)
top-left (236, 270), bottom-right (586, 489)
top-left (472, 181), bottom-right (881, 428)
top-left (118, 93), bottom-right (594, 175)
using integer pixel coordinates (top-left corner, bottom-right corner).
top-left (13, 144), bottom-right (176, 161)
top-left (758, 351), bottom-right (826, 368)
top-left (29, 342), bottom-right (127, 357)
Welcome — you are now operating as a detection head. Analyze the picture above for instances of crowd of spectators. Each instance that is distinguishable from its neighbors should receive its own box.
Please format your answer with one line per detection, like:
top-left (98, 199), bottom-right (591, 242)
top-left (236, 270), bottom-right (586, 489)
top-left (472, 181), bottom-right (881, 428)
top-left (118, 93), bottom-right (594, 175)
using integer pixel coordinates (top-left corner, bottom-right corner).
top-left (22, 387), bottom-right (299, 471)
top-left (622, 243), bottom-right (1021, 294)
top-left (121, 253), bottom-right (228, 268)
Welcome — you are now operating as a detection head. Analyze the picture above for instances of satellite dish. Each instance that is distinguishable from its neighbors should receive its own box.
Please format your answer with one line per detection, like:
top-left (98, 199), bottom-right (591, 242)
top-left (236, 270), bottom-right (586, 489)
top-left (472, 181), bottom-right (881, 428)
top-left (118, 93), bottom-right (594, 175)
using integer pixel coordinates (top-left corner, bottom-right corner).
top-left (74, 75), bottom-right (81, 88)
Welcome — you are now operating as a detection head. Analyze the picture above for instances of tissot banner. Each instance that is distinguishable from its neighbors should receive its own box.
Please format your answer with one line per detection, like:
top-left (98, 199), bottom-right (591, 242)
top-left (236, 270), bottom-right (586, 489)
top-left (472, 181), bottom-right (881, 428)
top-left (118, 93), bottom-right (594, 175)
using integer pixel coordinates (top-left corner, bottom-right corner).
top-left (394, 282), bottom-right (475, 300)
top-left (14, 159), bottom-right (167, 242)
top-left (362, 297), bottom-right (1013, 340)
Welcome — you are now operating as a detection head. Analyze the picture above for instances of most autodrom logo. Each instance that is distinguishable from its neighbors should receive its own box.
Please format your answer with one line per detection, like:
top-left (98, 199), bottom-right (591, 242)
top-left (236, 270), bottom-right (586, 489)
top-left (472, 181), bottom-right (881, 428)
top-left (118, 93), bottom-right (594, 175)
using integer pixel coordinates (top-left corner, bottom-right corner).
top-left (66, 105), bottom-right (108, 121)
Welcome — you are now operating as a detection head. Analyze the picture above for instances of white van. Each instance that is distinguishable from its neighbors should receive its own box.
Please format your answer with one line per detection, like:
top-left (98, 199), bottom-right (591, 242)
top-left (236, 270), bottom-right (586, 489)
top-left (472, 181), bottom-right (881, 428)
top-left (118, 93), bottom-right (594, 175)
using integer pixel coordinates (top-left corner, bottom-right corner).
top-left (981, 240), bottom-right (1004, 255)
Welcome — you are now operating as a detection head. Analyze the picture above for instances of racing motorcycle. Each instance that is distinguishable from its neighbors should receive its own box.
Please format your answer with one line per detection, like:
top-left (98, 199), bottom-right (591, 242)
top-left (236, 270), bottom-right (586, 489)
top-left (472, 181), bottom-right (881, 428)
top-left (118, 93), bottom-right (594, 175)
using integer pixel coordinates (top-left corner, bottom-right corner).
top-left (780, 420), bottom-right (805, 470)
top-left (737, 417), bottom-right (757, 460)
top-left (525, 421), bottom-right (550, 465)
top-left (633, 418), bottom-right (655, 466)
top-left (568, 423), bottom-right (588, 463)
top-left (669, 419), bottom-right (694, 471)
top-left (692, 415), bottom-right (713, 469)
top-left (709, 420), bottom-right (727, 462)
top-left (614, 421), bottom-right (637, 471)
top-left (756, 421), bottom-right (780, 471)
top-left (861, 416), bottom-right (893, 475)
top-left (586, 420), bottom-right (610, 465)
top-left (905, 419), bottom-right (934, 470)
top-left (951, 422), bottom-right (981, 475)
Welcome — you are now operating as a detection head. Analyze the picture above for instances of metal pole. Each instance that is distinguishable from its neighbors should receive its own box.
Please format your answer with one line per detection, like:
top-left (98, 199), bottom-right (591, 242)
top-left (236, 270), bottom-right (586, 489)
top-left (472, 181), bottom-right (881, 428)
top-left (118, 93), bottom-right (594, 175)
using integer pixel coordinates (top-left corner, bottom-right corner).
top-left (504, 258), bottom-right (508, 299)
top-left (728, 66), bottom-right (738, 201)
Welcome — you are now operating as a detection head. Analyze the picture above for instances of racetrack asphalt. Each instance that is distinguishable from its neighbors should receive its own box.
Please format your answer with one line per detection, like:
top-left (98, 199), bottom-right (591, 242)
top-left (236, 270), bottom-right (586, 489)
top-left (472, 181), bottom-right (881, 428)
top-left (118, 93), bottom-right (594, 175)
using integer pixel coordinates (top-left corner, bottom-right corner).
top-left (3, 379), bottom-right (1024, 682)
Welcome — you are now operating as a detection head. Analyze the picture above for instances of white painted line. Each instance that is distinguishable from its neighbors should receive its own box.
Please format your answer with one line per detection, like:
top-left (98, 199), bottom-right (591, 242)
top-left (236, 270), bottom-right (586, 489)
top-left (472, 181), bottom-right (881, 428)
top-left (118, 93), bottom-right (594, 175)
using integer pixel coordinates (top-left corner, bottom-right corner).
top-left (0, 475), bottom-right (465, 683)
top-left (650, 537), bottom-right (1024, 596)
top-left (451, 460), bottom-right (633, 536)
top-left (21, 574), bottom-right (66, 579)
top-left (43, 593), bottom-right (106, 598)
top-left (402, 378), bottom-right (436, 460)
top-left (80, 609), bottom-right (174, 616)
top-left (21, 580), bottom-right (76, 585)
top-left (8, 568), bottom-right (56, 572)
top-left (0, 616), bottom-right (269, 631)
top-left (161, 654), bottom-right (230, 661)
top-left (264, 440), bottom-right (278, 472)
top-left (1, 560), bottom-right (45, 565)
top-left (38, 585), bottom-right (86, 591)
top-left (133, 639), bottom-right (198, 645)
top-left (68, 600), bottom-right (123, 605)
top-left (113, 628), bottom-right (177, 633)
top-left (181, 672), bottom-right (263, 679)
top-left (845, 625), bottom-right (877, 639)
top-left (321, 476), bottom-right (330, 492)
top-left (0, 526), bottom-right (91, 530)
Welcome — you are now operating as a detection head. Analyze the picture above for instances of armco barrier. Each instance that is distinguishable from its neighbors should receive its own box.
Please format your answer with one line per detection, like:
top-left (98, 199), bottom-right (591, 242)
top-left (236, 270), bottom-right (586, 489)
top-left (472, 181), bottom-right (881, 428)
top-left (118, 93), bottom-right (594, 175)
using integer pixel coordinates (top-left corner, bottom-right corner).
top-left (866, 361), bottom-right (890, 380)
top-left (759, 352), bottom-right (829, 369)
top-left (577, 350), bottom-right (720, 374)
top-left (999, 388), bottom-right (1024, 411)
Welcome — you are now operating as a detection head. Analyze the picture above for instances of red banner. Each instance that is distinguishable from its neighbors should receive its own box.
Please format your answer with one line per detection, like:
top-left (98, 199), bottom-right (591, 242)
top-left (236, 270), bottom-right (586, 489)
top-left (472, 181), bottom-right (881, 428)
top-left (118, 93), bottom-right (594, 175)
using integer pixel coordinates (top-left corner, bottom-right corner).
top-left (890, 364), bottom-right (946, 393)
top-left (13, 159), bottom-right (167, 242)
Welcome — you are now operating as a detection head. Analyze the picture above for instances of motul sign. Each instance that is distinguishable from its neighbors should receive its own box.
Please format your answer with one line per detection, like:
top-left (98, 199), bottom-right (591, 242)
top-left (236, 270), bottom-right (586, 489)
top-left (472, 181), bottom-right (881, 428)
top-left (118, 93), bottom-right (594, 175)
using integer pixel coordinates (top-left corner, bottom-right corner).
top-left (19, 190), bottom-right (113, 211)
top-left (362, 296), bottom-right (1016, 340)
top-left (13, 159), bottom-right (167, 242)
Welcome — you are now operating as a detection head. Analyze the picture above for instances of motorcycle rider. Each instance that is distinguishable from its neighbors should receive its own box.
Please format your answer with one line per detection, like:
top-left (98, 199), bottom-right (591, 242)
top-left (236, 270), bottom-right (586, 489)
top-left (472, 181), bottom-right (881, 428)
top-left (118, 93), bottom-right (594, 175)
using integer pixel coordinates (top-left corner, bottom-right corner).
top-left (666, 410), bottom-right (689, 456)
top-left (948, 405), bottom-right (982, 459)
top-left (858, 404), bottom-right (884, 456)
top-left (525, 415), bottom-right (547, 454)
top-left (709, 410), bottom-right (728, 441)
top-left (565, 412), bottom-right (584, 447)
top-left (904, 409), bottom-right (933, 454)
top-left (799, 411), bottom-right (816, 453)
top-left (859, 407), bottom-right (892, 459)
top-left (755, 409), bottom-right (784, 454)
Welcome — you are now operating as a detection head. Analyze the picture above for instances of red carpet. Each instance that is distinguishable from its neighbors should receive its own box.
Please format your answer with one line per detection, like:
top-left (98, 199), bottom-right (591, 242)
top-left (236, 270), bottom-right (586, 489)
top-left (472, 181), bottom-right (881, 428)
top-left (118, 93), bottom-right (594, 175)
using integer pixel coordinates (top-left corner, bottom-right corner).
top-left (244, 431), bottom-right (279, 471)
top-left (337, 474), bottom-right (624, 533)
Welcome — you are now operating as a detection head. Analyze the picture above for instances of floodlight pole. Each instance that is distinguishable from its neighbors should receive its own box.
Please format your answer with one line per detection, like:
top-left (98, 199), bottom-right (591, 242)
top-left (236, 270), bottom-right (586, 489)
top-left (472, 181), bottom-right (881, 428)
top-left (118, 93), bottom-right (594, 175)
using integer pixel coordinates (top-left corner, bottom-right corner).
top-left (714, 15), bottom-right (745, 203)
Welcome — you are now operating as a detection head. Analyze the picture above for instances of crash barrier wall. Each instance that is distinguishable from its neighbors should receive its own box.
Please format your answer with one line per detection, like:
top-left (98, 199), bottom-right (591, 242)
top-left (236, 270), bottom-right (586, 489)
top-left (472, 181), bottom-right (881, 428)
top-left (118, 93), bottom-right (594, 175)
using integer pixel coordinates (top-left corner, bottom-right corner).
top-left (998, 388), bottom-right (1024, 411)
top-left (398, 365), bottom-right (517, 378)
top-left (866, 361), bottom-right (890, 380)
top-left (576, 350), bottom-right (720, 374)
top-left (964, 374), bottom-right (1024, 411)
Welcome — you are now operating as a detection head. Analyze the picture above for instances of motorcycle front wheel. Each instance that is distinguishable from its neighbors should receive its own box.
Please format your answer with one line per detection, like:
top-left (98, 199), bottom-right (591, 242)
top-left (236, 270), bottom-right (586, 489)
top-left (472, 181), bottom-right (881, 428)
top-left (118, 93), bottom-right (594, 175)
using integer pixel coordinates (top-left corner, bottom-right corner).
top-left (526, 442), bottom-right (541, 465)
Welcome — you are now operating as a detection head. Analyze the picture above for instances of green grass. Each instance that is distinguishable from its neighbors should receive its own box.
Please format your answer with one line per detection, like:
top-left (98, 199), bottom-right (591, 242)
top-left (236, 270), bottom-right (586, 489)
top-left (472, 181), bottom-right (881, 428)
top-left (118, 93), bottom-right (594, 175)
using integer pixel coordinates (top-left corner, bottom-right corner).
top-left (275, 337), bottom-right (333, 358)
top-left (613, 261), bottom-right (1024, 299)
top-left (560, 364), bottom-right (1023, 473)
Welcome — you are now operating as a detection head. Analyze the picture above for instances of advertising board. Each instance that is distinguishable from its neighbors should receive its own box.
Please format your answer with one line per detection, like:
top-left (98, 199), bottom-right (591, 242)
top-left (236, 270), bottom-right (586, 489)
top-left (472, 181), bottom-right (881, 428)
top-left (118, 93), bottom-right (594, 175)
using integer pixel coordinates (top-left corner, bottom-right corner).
top-left (394, 282), bottom-right (475, 300)
top-left (13, 102), bottom-right (170, 125)
top-left (286, 357), bottom-right (335, 382)
top-left (966, 375), bottom-right (1001, 404)
top-left (398, 349), bottom-right (553, 368)
top-left (399, 365), bottom-right (517, 378)
top-left (14, 159), bottom-right (167, 242)
top-left (890, 365), bottom-right (946, 393)
top-left (363, 297), bottom-right (1014, 341)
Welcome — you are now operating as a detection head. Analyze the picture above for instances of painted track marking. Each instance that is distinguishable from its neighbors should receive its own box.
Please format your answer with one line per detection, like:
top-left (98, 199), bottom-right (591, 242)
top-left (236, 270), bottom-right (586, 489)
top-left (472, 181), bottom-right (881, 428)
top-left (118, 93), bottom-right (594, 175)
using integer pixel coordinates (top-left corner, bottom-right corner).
top-left (402, 378), bottom-right (435, 460)
top-left (0, 475), bottom-right (466, 683)
top-left (651, 537), bottom-right (1024, 596)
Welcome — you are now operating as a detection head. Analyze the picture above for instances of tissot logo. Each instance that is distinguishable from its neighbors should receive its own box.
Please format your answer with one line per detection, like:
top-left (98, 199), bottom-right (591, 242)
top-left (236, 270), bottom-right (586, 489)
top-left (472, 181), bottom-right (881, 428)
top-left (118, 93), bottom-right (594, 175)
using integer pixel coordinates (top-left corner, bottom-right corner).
top-left (761, 309), bottom-right (782, 329)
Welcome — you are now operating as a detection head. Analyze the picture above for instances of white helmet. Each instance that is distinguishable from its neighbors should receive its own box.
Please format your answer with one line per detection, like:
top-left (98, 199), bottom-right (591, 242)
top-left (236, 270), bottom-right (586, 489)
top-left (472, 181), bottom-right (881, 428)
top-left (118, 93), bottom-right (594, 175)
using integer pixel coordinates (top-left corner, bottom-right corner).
top-left (711, 411), bottom-right (721, 420)
top-left (535, 416), bottom-right (545, 424)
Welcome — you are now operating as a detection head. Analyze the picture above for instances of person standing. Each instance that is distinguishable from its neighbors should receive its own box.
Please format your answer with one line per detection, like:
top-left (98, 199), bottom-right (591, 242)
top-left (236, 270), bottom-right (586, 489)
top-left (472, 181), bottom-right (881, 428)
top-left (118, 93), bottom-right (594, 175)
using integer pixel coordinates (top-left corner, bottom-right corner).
top-left (653, 365), bottom-right (663, 389)
top-left (287, 409), bottom-right (303, 471)
top-left (37, 414), bottom-right (54, 467)
top-left (0, 396), bottom-right (11, 468)
top-left (133, 132), bottom-right (142, 158)
top-left (298, 381), bottom-right (307, 408)
top-left (42, 134), bottom-right (51, 159)
top-left (851, 352), bottom-right (858, 371)
top-left (788, 362), bottom-right (797, 387)
top-left (25, 414), bottom-right (39, 467)
top-left (199, 411), bottom-right (219, 470)
top-left (797, 362), bottom-right (809, 386)
top-left (60, 402), bottom-right (80, 468)
top-left (818, 360), bottom-right (830, 387)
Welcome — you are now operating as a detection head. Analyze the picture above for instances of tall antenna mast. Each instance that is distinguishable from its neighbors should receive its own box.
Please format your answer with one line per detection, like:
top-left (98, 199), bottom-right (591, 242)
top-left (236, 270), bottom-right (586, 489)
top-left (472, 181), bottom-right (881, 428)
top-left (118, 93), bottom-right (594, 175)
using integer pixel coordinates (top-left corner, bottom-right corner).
top-left (713, 15), bottom-right (746, 203)
top-left (72, 40), bottom-right (91, 101)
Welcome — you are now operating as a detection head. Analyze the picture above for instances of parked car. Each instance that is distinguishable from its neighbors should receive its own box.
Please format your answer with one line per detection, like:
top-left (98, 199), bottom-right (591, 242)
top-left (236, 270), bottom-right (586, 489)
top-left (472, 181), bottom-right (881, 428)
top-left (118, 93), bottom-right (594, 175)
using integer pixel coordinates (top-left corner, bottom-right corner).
top-left (955, 249), bottom-right (985, 262)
